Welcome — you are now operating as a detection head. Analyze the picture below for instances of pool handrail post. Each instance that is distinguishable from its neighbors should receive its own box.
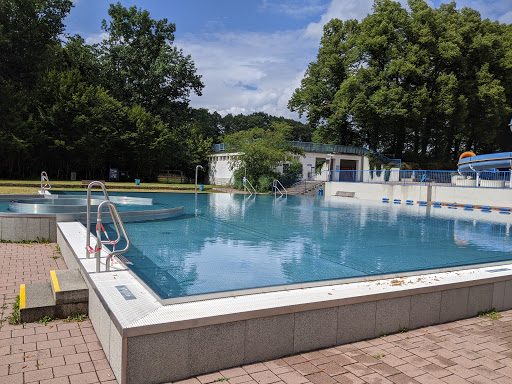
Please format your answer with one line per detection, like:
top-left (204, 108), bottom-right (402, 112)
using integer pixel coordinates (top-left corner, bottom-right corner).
top-left (195, 165), bottom-right (203, 195)
top-left (40, 171), bottom-right (51, 195)
top-left (86, 181), bottom-right (121, 259)
top-left (95, 200), bottom-right (130, 272)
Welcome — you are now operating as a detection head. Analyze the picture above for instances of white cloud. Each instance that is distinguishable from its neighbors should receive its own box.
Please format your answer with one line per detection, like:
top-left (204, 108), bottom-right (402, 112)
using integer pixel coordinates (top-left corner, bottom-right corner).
top-left (85, 32), bottom-right (108, 45)
top-left (178, 30), bottom-right (318, 119)
top-left (180, 1), bottom-right (380, 119)
top-left (499, 10), bottom-right (512, 24)
top-left (304, 0), bottom-right (373, 39)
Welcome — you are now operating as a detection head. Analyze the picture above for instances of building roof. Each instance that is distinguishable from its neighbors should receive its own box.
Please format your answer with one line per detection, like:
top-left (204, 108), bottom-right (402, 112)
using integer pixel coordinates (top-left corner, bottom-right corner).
top-left (213, 141), bottom-right (397, 165)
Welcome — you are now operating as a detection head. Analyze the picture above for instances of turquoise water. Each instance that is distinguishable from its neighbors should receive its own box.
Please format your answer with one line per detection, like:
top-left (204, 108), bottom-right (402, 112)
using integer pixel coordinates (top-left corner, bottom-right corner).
top-left (3, 192), bottom-right (511, 299)
top-left (111, 193), bottom-right (512, 300)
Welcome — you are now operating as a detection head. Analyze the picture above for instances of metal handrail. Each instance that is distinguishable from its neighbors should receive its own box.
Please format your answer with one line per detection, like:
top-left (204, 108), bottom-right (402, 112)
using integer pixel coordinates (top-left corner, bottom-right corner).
top-left (243, 178), bottom-right (256, 196)
top-left (95, 200), bottom-right (130, 272)
top-left (40, 171), bottom-right (51, 194)
top-left (85, 181), bottom-right (121, 259)
top-left (273, 180), bottom-right (287, 197)
top-left (292, 171), bottom-right (326, 195)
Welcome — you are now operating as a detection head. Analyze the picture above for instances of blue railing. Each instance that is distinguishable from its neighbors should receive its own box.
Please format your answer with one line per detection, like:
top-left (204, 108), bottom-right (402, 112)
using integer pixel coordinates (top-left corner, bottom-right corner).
top-left (328, 170), bottom-right (512, 189)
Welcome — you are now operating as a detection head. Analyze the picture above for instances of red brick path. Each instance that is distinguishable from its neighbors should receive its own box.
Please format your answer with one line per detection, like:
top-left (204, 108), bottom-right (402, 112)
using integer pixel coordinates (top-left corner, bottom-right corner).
top-left (0, 243), bottom-right (117, 384)
top-left (179, 312), bottom-right (512, 384)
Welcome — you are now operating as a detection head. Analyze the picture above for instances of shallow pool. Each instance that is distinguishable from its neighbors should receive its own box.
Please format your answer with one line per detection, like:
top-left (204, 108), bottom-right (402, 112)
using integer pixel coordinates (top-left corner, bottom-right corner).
top-left (98, 193), bottom-right (512, 300)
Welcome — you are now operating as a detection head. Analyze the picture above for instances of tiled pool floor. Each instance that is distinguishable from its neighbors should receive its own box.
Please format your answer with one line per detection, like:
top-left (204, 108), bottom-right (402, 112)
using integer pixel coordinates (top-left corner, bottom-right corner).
top-left (3, 243), bottom-right (512, 384)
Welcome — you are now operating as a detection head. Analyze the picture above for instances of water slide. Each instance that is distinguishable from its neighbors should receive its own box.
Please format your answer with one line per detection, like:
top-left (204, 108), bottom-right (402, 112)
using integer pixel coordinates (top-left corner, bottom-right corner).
top-left (457, 118), bottom-right (512, 171)
top-left (458, 151), bottom-right (512, 172)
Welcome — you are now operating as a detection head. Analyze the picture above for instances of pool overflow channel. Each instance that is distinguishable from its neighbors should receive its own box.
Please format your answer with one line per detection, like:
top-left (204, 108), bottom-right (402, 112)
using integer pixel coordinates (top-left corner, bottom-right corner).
top-left (20, 181), bottom-right (132, 322)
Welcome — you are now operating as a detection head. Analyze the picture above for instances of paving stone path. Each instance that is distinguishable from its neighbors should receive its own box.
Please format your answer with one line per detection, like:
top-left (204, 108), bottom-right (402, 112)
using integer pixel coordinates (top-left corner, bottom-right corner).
top-left (0, 243), bottom-right (117, 384)
top-left (2, 243), bottom-right (512, 384)
top-left (180, 313), bottom-right (512, 384)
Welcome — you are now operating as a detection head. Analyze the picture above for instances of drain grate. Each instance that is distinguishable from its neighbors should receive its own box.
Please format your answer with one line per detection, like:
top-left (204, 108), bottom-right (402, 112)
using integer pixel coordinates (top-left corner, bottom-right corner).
top-left (486, 268), bottom-right (512, 273)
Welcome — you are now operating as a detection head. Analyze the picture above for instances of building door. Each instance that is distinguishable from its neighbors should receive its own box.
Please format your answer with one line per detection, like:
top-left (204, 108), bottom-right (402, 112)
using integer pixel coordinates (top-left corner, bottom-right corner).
top-left (339, 160), bottom-right (357, 181)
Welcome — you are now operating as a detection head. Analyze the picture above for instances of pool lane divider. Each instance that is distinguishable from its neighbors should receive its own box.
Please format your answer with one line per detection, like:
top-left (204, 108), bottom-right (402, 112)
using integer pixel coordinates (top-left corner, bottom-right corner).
top-left (379, 199), bottom-right (511, 213)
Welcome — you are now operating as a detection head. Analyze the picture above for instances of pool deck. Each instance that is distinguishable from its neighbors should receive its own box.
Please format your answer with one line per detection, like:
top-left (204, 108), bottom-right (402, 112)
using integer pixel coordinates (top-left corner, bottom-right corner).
top-left (3, 244), bottom-right (512, 384)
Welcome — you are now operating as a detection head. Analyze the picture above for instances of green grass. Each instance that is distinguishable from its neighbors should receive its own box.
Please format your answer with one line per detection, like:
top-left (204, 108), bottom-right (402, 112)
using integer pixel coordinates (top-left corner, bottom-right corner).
top-left (63, 313), bottom-right (88, 323)
top-left (477, 309), bottom-right (502, 320)
top-left (36, 316), bottom-right (57, 325)
top-left (1, 237), bottom-right (51, 244)
top-left (0, 180), bottom-right (223, 195)
top-left (7, 295), bottom-right (20, 325)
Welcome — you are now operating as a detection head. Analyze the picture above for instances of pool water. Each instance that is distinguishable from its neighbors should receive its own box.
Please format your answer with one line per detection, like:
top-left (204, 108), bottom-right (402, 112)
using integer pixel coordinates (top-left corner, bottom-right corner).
top-left (107, 193), bottom-right (512, 300)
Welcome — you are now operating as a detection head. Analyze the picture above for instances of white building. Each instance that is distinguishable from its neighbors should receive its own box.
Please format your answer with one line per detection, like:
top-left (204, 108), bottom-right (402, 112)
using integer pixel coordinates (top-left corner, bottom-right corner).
top-left (208, 142), bottom-right (389, 186)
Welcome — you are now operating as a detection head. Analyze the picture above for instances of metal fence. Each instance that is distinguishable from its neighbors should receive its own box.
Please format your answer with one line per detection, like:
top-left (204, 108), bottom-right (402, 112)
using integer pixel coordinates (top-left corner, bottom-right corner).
top-left (328, 170), bottom-right (512, 189)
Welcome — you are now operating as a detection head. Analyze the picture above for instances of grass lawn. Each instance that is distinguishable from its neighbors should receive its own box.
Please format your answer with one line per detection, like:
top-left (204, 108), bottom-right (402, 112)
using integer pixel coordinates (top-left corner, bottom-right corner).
top-left (0, 180), bottom-right (223, 194)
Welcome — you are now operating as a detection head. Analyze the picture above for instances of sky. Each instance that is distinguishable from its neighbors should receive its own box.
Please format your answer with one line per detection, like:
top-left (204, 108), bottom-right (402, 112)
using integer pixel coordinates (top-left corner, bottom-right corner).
top-left (65, 0), bottom-right (512, 120)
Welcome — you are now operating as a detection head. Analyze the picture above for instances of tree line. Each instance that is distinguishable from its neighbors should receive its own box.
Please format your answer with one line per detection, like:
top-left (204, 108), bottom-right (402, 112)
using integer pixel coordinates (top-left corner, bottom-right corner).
top-left (289, 0), bottom-right (512, 169)
top-left (3, 0), bottom-right (510, 182)
top-left (0, 0), bottom-right (311, 181)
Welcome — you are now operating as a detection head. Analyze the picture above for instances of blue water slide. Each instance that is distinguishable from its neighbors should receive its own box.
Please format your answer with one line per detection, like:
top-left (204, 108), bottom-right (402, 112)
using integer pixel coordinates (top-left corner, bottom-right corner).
top-left (458, 152), bottom-right (512, 171)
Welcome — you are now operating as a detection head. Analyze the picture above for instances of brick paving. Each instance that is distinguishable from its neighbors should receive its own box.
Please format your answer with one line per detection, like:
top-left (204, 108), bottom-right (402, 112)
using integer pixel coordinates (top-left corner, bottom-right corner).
top-left (3, 243), bottom-right (512, 384)
top-left (0, 243), bottom-right (117, 384)
top-left (178, 312), bottom-right (512, 384)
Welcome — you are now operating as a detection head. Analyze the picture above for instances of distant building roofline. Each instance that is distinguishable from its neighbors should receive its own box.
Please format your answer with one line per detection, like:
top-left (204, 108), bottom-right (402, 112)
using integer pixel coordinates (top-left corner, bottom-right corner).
top-left (212, 141), bottom-right (398, 165)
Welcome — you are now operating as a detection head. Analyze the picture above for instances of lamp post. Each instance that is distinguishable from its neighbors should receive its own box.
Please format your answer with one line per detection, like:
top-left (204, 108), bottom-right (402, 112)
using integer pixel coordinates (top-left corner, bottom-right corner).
top-left (195, 165), bottom-right (203, 194)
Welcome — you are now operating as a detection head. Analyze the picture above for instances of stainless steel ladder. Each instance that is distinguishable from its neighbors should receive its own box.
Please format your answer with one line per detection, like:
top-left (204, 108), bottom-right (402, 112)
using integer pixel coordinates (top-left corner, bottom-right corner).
top-left (272, 179), bottom-right (287, 197)
top-left (39, 171), bottom-right (51, 195)
top-left (243, 177), bottom-right (256, 196)
top-left (85, 181), bottom-right (130, 272)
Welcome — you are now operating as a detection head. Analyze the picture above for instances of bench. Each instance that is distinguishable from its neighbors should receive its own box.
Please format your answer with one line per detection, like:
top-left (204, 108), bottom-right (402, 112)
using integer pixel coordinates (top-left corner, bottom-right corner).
top-left (335, 191), bottom-right (355, 197)
top-left (81, 180), bottom-right (106, 188)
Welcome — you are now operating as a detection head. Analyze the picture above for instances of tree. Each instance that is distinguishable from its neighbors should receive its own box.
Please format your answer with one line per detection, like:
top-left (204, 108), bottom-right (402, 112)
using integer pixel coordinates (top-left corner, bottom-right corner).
top-left (220, 112), bottom-right (313, 141)
top-left (0, 0), bottom-right (72, 178)
top-left (99, 2), bottom-right (204, 124)
top-left (290, 0), bottom-right (512, 167)
top-left (289, 18), bottom-right (359, 144)
top-left (222, 123), bottom-right (304, 191)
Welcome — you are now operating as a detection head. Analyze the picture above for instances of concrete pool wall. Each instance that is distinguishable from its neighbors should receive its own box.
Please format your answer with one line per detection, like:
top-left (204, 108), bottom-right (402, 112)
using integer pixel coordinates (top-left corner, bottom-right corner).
top-left (57, 221), bottom-right (512, 384)
top-left (0, 194), bottom-right (183, 241)
top-left (325, 181), bottom-right (512, 207)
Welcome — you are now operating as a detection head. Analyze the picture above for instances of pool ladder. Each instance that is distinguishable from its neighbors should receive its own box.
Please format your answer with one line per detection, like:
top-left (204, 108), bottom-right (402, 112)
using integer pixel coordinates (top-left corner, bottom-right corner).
top-left (272, 179), bottom-right (287, 198)
top-left (85, 181), bottom-right (130, 272)
top-left (243, 178), bottom-right (257, 196)
top-left (39, 171), bottom-right (51, 195)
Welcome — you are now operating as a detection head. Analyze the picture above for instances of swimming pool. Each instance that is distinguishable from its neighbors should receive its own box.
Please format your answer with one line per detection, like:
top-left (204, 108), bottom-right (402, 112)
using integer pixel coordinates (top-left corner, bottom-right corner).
top-left (100, 193), bottom-right (512, 301)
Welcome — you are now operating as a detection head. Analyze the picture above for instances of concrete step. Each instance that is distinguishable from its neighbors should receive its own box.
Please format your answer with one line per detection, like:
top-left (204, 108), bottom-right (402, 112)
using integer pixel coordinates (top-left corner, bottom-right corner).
top-left (20, 270), bottom-right (89, 323)
top-left (51, 269), bottom-right (88, 304)
top-left (21, 282), bottom-right (56, 323)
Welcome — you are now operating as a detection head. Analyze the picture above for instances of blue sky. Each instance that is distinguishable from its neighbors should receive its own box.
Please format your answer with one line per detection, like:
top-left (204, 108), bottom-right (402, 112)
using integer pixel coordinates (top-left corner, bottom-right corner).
top-left (65, 0), bottom-right (512, 119)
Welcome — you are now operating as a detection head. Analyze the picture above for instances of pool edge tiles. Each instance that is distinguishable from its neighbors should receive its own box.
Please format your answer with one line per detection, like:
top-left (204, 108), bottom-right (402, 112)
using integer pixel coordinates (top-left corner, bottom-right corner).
top-left (57, 221), bottom-right (512, 384)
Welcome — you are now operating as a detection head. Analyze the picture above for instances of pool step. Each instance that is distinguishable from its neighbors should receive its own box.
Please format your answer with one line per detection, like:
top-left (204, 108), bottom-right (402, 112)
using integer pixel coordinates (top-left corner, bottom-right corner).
top-left (20, 270), bottom-right (89, 323)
